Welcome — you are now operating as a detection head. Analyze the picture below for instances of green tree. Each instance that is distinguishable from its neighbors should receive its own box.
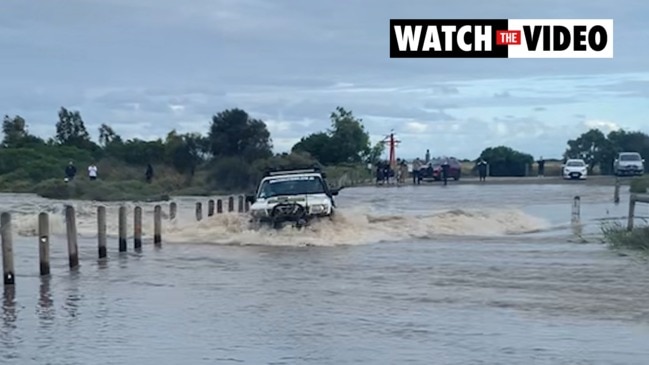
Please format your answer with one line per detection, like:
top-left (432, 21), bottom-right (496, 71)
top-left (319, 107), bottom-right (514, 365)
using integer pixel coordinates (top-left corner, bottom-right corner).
top-left (98, 123), bottom-right (123, 147)
top-left (479, 146), bottom-right (534, 176)
top-left (291, 132), bottom-right (333, 164)
top-left (207, 108), bottom-right (273, 162)
top-left (564, 129), bottom-right (610, 172)
top-left (1, 115), bottom-right (44, 148)
top-left (328, 107), bottom-right (371, 164)
top-left (106, 138), bottom-right (166, 165)
top-left (367, 141), bottom-right (386, 165)
top-left (55, 107), bottom-right (94, 149)
top-left (164, 130), bottom-right (207, 177)
top-left (292, 107), bottom-right (371, 165)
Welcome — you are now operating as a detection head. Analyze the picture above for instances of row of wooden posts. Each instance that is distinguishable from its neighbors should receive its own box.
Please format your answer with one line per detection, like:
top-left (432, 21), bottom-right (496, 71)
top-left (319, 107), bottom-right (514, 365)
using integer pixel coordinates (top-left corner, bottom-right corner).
top-left (192, 195), bottom-right (250, 221)
top-left (0, 195), bottom-right (250, 287)
top-left (572, 178), bottom-right (649, 231)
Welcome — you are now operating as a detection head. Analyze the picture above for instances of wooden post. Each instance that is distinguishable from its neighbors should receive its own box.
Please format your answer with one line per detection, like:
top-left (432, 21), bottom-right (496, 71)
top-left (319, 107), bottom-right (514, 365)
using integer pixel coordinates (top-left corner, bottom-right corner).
top-left (571, 196), bottom-right (580, 223)
top-left (1, 212), bottom-right (15, 285)
top-left (38, 212), bottom-right (50, 276)
top-left (65, 205), bottom-right (79, 269)
top-left (228, 196), bottom-right (234, 212)
top-left (196, 202), bottom-right (203, 221)
top-left (614, 178), bottom-right (620, 204)
top-left (118, 206), bottom-right (127, 252)
top-left (217, 199), bottom-right (223, 214)
top-left (134, 206), bottom-right (142, 250)
top-left (97, 206), bottom-right (107, 259)
top-left (238, 195), bottom-right (244, 213)
top-left (208, 199), bottom-right (215, 217)
top-left (627, 194), bottom-right (636, 231)
top-left (154, 205), bottom-right (162, 246)
top-left (169, 202), bottom-right (177, 220)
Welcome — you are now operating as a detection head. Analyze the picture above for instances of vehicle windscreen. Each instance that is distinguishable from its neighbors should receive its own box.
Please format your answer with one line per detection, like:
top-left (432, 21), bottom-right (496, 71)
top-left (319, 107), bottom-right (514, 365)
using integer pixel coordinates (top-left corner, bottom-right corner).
top-left (566, 161), bottom-right (585, 167)
top-left (257, 176), bottom-right (326, 198)
top-left (620, 154), bottom-right (641, 161)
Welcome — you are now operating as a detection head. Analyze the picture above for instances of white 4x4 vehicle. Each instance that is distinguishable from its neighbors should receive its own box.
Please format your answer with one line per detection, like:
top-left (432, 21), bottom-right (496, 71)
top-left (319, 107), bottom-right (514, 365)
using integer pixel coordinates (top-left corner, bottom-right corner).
top-left (246, 167), bottom-right (342, 229)
top-left (613, 152), bottom-right (644, 176)
top-left (562, 159), bottom-right (588, 180)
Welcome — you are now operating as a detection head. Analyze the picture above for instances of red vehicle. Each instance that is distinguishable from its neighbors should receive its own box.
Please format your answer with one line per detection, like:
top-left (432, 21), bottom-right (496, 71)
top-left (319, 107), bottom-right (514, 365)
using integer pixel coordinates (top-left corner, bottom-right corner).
top-left (418, 157), bottom-right (462, 181)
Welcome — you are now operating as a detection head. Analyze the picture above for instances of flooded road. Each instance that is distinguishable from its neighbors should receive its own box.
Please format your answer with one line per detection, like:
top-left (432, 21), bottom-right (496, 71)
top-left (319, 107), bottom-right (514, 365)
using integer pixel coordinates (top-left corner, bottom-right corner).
top-left (1, 183), bottom-right (649, 364)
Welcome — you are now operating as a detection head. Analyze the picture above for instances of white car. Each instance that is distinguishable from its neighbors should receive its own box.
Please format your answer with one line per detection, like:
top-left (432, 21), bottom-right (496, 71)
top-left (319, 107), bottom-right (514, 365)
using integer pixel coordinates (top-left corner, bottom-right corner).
top-left (246, 167), bottom-right (341, 229)
top-left (562, 159), bottom-right (588, 180)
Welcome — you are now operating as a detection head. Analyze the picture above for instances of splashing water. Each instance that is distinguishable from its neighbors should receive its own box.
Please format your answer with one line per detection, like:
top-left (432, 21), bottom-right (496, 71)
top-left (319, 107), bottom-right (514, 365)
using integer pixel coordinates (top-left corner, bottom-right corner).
top-left (7, 199), bottom-right (547, 247)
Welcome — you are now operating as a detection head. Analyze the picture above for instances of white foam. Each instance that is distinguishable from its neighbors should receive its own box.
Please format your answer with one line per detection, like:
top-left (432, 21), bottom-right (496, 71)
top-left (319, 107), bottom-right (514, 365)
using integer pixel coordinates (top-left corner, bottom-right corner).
top-left (7, 198), bottom-right (548, 247)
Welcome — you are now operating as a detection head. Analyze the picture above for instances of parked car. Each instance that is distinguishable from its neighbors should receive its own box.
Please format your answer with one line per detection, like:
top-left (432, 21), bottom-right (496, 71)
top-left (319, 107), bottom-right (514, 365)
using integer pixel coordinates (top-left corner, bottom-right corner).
top-left (419, 157), bottom-right (461, 181)
top-left (562, 159), bottom-right (587, 180)
top-left (613, 152), bottom-right (644, 176)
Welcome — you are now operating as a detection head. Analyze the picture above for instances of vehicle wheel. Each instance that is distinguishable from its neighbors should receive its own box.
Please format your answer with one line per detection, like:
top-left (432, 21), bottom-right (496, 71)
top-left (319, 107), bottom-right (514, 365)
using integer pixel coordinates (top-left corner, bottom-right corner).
top-left (454, 174), bottom-right (460, 181)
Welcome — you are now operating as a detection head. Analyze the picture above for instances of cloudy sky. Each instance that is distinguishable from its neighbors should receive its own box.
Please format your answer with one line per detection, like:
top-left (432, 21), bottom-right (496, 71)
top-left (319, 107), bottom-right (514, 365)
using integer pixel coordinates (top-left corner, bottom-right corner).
top-left (1, 0), bottom-right (648, 159)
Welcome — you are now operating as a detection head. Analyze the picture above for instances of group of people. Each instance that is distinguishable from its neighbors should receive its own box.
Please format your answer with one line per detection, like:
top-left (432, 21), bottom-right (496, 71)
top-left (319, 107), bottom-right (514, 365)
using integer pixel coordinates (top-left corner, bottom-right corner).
top-left (64, 161), bottom-right (156, 183)
top-left (64, 161), bottom-right (97, 182)
top-left (375, 159), bottom-right (409, 185)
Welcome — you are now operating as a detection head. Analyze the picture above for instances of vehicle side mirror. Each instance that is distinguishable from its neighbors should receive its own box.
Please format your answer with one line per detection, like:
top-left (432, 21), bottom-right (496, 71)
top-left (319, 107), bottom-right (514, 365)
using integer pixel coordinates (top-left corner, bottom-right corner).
top-left (245, 195), bottom-right (256, 204)
top-left (321, 172), bottom-right (327, 179)
top-left (331, 190), bottom-right (339, 196)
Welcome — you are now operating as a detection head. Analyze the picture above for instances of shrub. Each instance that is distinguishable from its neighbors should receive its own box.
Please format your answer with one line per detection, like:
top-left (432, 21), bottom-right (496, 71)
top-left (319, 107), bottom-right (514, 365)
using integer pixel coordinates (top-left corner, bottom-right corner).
top-left (32, 178), bottom-right (172, 201)
top-left (630, 176), bottom-right (649, 194)
top-left (601, 221), bottom-right (649, 251)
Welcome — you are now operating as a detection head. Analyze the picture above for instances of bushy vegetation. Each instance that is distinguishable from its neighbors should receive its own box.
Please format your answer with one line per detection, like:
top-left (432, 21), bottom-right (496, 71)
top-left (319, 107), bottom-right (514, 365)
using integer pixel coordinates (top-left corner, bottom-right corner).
top-left (630, 176), bottom-right (649, 193)
top-left (2, 105), bottom-right (648, 201)
top-left (564, 128), bottom-right (649, 174)
top-left (601, 221), bottom-right (649, 252)
top-left (0, 107), bottom-right (375, 200)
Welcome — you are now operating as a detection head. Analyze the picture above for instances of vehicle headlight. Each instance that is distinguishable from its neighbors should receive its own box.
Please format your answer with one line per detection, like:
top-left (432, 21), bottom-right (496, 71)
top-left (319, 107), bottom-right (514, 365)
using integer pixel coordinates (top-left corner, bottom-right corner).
top-left (250, 209), bottom-right (267, 217)
top-left (309, 204), bottom-right (327, 214)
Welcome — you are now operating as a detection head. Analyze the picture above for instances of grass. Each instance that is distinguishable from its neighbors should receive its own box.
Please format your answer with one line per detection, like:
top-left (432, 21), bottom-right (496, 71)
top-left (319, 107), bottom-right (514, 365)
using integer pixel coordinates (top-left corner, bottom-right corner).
top-left (0, 159), bottom-right (221, 201)
top-left (601, 221), bottom-right (649, 252)
top-left (630, 176), bottom-right (649, 193)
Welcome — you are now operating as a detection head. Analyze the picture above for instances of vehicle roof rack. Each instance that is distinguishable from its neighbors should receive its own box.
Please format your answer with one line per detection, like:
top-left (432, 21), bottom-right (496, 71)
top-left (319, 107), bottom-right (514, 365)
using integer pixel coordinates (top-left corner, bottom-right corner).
top-left (263, 165), bottom-right (323, 177)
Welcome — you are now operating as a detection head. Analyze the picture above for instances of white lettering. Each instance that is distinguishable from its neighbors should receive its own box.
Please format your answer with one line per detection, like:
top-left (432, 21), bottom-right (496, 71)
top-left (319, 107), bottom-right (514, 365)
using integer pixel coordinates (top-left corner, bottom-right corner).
top-left (394, 25), bottom-right (422, 51)
top-left (440, 25), bottom-right (457, 51)
top-left (421, 26), bottom-right (441, 51)
top-left (474, 25), bottom-right (492, 51)
top-left (456, 25), bottom-right (471, 51)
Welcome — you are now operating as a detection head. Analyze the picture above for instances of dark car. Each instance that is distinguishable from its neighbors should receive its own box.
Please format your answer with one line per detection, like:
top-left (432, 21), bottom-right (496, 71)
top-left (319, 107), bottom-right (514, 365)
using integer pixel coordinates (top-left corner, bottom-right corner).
top-left (419, 157), bottom-right (461, 181)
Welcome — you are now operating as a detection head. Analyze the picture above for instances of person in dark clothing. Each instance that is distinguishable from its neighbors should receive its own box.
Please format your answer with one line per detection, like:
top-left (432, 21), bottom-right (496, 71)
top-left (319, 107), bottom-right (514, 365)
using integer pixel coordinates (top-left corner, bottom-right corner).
top-left (477, 159), bottom-right (488, 182)
top-left (383, 164), bottom-right (390, 184)
top-left (441, 159), bottom-right (450, 186)
top-left (537, 156), bottom-right (545, 177)
top-left (145, 163), bottom-right (154, 183)
top-left (64, 161), bottom-right (77, 182)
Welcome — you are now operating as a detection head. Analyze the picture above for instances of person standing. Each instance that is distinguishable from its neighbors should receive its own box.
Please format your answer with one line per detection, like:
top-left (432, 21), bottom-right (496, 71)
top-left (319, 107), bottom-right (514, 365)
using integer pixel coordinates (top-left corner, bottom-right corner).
top-left (412, 158), bottom-right (422, 185)
top-left (145, 163), bottom-right (154, 183)
top-left (477, 159), bottom-right (488, 182)
top-left (537, 156), bottom-right (545, 177)
top-left (64, 161), bottom-right (77, 182)
top-left (441, 159), bottom-right (450, 186)
top-left (88, 163), bottom-right (98, 180)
